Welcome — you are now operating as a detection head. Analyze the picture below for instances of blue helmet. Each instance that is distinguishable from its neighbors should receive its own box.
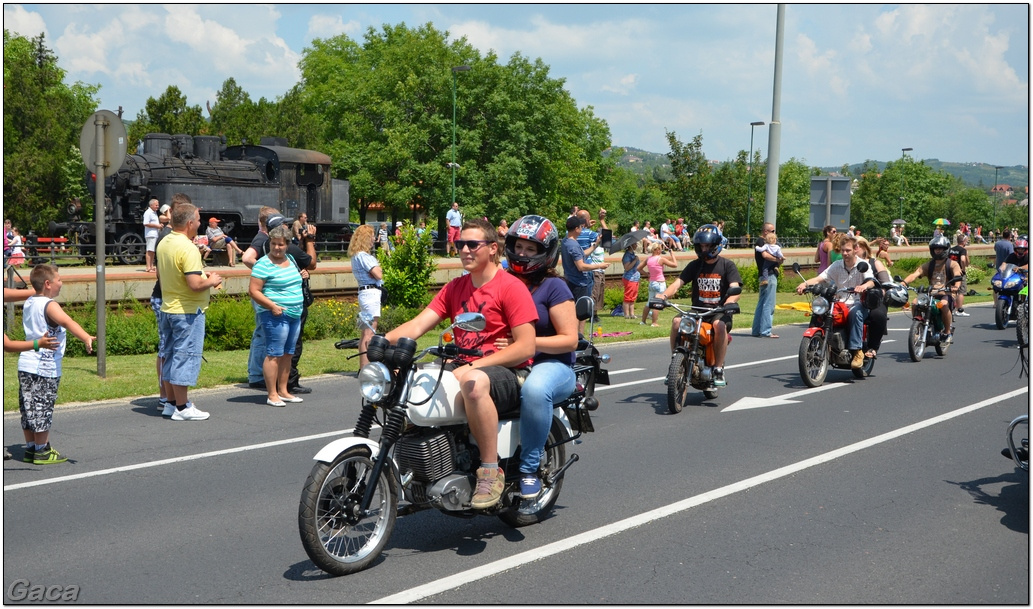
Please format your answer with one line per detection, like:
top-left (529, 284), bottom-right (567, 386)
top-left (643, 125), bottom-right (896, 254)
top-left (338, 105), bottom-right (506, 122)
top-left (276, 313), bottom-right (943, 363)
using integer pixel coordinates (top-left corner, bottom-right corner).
top-left (693, 224), bottom-right (723, 260)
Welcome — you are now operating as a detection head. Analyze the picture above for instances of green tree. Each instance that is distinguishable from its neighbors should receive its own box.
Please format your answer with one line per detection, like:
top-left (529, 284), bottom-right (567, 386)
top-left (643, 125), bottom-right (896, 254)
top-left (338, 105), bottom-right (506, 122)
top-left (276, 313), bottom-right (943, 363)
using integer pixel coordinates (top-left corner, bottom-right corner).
top-left (377, 223), bottom-right (436, 308)
top-left (663, 130), bottom-right (712, 228)
top-left (127, 85), bottom-right (205, 145)
top-left (3, 31), bottom-right (99, 233)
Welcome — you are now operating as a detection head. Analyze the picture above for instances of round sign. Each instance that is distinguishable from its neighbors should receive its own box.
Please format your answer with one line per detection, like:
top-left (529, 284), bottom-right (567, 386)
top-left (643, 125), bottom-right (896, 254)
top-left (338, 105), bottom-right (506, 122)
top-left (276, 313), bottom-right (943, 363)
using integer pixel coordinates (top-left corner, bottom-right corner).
top-left (79, 110), bottom-right (128, 173)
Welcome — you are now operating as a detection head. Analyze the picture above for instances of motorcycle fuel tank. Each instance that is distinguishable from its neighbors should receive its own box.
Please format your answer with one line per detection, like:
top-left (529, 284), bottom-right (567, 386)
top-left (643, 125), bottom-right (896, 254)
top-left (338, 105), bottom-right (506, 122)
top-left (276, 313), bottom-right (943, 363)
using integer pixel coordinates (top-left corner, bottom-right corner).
top-left (407, 363), bottom-right (468, 426)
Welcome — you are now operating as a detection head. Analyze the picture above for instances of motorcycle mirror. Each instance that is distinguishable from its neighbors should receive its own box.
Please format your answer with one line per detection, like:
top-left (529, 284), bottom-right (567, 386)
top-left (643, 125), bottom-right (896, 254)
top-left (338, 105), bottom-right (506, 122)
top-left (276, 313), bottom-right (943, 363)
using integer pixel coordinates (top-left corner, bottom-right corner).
top-left (726, 285), bottom-right (742, 297)
top-left (792, 262), bottom-right (801, 274)
top-left (893, 275), bottom-right (903, 282)
top-left (453, 312), bottom-right (486, 332)
top-left (856, 261), bottom-right (869, 273)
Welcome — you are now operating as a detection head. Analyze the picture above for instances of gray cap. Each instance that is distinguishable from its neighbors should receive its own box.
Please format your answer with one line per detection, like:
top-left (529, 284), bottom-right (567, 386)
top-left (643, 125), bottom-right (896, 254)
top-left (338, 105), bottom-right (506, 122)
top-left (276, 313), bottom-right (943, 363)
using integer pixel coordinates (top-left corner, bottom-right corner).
top-left (266, 214), bottom-right (293, 230)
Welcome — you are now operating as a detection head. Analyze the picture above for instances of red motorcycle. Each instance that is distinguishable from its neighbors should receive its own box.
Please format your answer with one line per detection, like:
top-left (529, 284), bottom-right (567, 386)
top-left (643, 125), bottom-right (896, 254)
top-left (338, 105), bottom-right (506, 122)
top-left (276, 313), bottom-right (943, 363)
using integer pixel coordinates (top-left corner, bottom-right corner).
top-left (792, 262), bottom-right (875, 387)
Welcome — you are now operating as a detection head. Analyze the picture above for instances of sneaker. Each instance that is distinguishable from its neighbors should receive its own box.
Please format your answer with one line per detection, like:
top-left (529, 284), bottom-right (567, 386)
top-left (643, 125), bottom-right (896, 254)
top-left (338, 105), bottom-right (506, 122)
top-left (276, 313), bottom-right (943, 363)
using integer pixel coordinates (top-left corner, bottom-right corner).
top-left (4, 449), bottom-right (10, 460)
top-left (519, 474), bottom-right (542, 498)
top-left (22, 448), bottom-right (34, 463)
top-left (161, 402), bottom-right (177, 418)
top-left (157, 398), bottom-right (169, 412)
top-left (471, 467), bottom-right (505, 509)
top-left (33, 445), bottom-right (68, 465)
top-left (955, 310), bottom-right (970, 317)
top-left (851, 349), bottom-right (865, 369)
top-left (288, 385), bottom-right (312, 394)
top-left (939, 332), bottom-right (952, 343)
top-left (712, 367), bottom-right (726, 387)
top-left (171, 403), bottom-right (210, 421)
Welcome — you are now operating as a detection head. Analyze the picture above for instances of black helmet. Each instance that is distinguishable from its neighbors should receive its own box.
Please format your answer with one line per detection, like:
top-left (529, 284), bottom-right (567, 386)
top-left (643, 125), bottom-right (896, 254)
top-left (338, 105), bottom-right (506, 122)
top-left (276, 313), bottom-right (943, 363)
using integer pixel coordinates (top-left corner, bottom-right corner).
top-left (929, 234), bottom-right (950, 259)
top-left (693, 224), bottom-right (723, 260)
top-left (505, 215), bottom-right (559, 276)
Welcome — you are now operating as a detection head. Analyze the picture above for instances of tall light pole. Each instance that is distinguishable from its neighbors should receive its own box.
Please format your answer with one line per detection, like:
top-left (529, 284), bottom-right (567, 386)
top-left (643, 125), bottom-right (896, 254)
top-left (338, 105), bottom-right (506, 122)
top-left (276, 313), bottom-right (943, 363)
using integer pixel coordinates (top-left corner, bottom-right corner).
top-left (899, 147), bottom-right (912, 222)
top-left (450, 65), bottom-right (470, 217)
top-left (746, 121), bottom-right (765, 240)
top-left (992, 165), bottom-right (1003, 233)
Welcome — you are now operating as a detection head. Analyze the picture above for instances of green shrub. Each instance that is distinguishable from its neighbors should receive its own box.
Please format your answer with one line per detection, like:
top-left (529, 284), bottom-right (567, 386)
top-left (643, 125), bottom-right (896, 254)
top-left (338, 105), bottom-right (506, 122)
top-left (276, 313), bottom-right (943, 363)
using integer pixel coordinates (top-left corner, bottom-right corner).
top-left (304, 298), bottom-right (359, 341)
top-left (603, 286), bottom-right (624, 309)
top-left (378, 225), bottom-right (436, 309)
top-left (964, 265), bottom-right (986, 285)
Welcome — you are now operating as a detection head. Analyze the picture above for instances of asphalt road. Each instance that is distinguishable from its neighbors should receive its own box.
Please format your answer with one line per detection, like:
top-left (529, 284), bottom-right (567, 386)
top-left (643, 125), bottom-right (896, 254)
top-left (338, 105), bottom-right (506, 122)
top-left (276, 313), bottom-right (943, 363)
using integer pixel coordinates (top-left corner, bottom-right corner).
top-left (3, 303), bottom-right (1028, 604)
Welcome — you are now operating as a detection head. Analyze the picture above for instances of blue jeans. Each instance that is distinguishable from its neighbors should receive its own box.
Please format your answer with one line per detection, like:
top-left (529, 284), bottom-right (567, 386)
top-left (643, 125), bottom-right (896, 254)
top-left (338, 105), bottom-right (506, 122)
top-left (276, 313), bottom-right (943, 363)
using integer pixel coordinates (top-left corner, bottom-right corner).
top-left (847, 303), bottom-right (869, 350)
top-left (519, 360), bottom-right (575, 474)
top-left (248, 301), bottom-right (266, 383)
top-left (752, 275), bottom-right (778, 336)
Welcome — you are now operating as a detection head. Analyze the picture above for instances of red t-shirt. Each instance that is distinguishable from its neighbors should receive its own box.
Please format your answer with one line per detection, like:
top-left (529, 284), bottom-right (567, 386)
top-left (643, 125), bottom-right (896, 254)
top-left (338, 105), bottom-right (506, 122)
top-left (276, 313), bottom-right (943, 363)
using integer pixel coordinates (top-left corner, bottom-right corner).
top-left (428, 269), bottom-right (538, 367)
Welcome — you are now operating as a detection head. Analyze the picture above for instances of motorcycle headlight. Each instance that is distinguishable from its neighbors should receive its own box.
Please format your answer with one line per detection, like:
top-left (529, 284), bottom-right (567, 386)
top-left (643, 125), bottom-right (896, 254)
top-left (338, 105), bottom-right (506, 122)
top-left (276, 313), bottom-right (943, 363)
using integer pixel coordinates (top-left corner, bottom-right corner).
top-left (992, 279), bottom-right (1003, 288)
top-left (810, 296), bottom-right (829, 316)
top-left (679, 316), bottom-right (698, 335)
top-left (916, 294), bottom-right (930, 307)
top-left (358, 362), bottom-right (393, 402)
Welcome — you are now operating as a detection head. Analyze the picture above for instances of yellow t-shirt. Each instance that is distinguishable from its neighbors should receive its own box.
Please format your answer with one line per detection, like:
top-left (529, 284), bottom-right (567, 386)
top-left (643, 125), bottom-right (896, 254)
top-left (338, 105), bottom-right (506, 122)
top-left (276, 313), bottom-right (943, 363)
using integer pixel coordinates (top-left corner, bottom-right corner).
top-left (157, 231), bottom-right (211, 314)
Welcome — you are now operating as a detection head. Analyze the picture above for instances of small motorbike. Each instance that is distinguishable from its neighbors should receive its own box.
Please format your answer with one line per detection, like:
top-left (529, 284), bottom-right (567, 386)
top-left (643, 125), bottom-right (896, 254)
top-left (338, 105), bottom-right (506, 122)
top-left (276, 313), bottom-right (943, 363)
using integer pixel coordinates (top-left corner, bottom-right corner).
top-left (991, 263), bottom-right (1027, 330)
top-left (1014, 278), bottom-right (1028, 348)
top-left (899, 274), bottom-right (964, 362)
top-left (792, 262), bottom-right (877, 387)
top-left (648, 286), bottom-right (742, 411)
top-left (1001, 414), bottom-right (1029, 472)
top-left (298, 299), bottom-right (608, 576)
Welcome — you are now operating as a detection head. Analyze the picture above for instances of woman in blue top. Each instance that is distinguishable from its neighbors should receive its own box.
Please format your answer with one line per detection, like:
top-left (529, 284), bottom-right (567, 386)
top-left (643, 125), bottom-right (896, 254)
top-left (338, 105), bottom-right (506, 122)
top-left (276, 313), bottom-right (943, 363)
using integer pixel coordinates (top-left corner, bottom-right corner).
top-left (248, 225), bottom-right (306, 407)
top-left (498, 215), bottom-right (578, 498)
top-left (347, 224), bottom-right (383, 368)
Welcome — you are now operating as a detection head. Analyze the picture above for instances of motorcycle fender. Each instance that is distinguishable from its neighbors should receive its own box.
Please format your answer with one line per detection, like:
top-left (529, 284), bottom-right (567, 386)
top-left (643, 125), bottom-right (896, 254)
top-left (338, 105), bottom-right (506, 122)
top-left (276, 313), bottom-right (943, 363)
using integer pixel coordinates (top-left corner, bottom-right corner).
top-left (802, 327), bottom-right (823, 338)
top-left (552, 408), bottom-right (576, 438)
top-left (595, 368), bottom-right (610, 385)
top-left (313, 437), bottom-right (381, 464)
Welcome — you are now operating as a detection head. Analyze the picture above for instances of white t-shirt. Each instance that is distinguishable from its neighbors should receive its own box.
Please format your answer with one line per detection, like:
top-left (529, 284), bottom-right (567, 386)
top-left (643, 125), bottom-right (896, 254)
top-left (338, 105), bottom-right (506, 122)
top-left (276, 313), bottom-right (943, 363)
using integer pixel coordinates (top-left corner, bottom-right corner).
top-left (143, 208), bottom-right (160, 239)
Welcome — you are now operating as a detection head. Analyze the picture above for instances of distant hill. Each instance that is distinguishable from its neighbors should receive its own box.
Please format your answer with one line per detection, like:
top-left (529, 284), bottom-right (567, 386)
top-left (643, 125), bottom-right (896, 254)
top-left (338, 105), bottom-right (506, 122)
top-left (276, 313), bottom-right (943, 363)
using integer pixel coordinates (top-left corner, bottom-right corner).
top-left (608, 146), bottom-right (1028, 192)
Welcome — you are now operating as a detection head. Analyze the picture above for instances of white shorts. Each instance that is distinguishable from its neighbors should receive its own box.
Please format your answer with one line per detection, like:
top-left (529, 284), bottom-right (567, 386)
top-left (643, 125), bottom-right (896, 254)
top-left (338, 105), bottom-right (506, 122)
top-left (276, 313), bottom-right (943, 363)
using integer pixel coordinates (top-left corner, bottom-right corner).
top-left (146, 235), bottom-right (158, 252)
top-left (358, 288), bottom-right (382, 319)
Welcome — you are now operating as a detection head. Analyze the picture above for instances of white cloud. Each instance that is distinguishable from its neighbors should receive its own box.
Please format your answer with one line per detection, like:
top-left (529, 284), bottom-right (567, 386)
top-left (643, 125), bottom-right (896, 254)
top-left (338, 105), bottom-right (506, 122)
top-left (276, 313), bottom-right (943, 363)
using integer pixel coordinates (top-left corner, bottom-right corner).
top-left (307, 13), bottom-right (360, 40)
top-left (600, 73), bottom-right (638, 96)
top-left (2, 5), bottom-right (48, 39)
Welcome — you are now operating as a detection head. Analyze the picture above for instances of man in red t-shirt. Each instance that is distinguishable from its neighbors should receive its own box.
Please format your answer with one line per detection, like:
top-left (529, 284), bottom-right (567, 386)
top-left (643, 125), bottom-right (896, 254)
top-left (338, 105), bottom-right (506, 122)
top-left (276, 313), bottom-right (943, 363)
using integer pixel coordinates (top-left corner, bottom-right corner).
top-left (387, 218), bottom-right (537, 509)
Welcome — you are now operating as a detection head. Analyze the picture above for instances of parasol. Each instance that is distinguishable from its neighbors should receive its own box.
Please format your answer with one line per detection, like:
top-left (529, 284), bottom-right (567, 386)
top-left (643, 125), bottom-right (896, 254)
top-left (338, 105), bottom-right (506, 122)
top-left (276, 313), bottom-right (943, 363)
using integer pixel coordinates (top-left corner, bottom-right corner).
top-left (891, 219), bottom-right (906, 225)
top-left (609, 229), bottom-right (651, 254)
top-left (932, 218), bottom-right (951, 226)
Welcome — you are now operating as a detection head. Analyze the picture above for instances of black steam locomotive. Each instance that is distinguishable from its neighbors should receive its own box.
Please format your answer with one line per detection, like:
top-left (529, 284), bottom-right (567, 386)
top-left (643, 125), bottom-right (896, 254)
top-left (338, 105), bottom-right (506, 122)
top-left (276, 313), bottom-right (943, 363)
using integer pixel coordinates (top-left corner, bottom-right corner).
top-left (55, 133), bottom-right (350, 264)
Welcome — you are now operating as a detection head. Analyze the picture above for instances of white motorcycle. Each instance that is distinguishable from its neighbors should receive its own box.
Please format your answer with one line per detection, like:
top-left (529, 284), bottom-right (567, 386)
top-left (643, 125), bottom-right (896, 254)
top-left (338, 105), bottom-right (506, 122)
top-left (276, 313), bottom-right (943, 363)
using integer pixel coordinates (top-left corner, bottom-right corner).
top-left (298, 301), bottom-right (607, 576)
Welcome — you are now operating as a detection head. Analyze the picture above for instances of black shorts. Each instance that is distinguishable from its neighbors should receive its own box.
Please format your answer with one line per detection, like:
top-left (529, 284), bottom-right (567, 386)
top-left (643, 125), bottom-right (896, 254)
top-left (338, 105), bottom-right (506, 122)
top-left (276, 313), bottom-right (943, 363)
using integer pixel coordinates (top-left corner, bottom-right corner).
top-left (444, 363), bottom-right (527, 416)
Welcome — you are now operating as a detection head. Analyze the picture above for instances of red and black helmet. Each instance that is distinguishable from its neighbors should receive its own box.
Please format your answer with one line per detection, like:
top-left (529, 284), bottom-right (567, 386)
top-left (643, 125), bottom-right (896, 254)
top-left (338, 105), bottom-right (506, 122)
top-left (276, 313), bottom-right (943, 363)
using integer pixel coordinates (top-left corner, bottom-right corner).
top-left (1014, 238), bottom-right (1029, 256)
top-left (505, 215), bottom-right (559, 276)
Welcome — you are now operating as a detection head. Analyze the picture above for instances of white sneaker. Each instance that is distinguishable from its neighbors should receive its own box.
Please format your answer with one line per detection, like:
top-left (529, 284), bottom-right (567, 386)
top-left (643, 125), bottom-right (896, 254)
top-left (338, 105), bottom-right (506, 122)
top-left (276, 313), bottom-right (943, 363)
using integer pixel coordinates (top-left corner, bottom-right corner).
top-left (161, 402), bottom-right (177, 418)
top-left (171, 403), bottom-right (210, 421)
top-left (955, 310), bottom-right (970, 317)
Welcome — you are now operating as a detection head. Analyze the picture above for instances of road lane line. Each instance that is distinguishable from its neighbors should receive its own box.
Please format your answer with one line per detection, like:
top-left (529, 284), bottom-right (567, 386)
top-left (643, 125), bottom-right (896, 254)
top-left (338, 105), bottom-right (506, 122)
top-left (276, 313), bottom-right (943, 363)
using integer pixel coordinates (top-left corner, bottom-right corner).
top-left (598, 355), bottom-right (797, 391)
top-left (371, 386), bottom-right (1028, 604)
top-left (3, 428), bottom-right (353, 492)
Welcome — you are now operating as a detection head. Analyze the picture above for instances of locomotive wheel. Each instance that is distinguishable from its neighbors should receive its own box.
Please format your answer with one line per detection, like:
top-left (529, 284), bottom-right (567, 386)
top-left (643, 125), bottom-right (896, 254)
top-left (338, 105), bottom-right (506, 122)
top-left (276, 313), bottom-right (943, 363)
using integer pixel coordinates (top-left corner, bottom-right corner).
top-left (116, 233), bottom-right (146, 265)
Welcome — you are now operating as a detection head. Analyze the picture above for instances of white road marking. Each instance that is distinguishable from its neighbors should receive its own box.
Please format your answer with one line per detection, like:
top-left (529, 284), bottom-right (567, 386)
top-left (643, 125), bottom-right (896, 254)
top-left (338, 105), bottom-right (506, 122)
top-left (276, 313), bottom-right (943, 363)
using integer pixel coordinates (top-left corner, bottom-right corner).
top-left (371, 386), bottom-right (1029, 604)
top-left (3, 428), bottom-right (353, 492)
top-left (606, 367), bottom-right (646, 376)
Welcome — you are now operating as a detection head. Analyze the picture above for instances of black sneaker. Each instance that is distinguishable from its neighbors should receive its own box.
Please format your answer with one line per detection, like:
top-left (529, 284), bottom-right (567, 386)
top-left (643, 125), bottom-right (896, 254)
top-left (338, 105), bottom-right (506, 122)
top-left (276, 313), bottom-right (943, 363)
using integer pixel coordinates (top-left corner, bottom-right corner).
top-left (288, 385), bottom-right (312, 394)
top-left (22, 448), bottom-right (35, 463)
top-left (4, 449), bottom-right (11, 460)
top-left (248, 380), bottom-right (267, 390)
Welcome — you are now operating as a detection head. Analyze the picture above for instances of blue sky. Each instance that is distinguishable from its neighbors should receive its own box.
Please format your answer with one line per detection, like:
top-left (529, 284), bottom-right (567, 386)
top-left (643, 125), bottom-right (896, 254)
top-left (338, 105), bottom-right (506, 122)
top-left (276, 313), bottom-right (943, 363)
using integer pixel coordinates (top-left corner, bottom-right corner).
top-left (5, 3), bottom-right (1029, 168)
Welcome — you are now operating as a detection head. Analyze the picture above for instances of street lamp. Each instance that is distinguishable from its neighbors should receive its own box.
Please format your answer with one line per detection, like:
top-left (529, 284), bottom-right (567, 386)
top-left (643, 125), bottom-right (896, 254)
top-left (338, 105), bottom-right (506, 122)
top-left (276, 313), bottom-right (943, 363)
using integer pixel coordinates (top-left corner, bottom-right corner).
top-left (450, 65), bottom-right (470, 231)
top-left (992, 165), bottom-right (1003, 233)
top-left (746, 121), bottom-right (765, 240)
top-left (899, 147), bottom-right (912, 221)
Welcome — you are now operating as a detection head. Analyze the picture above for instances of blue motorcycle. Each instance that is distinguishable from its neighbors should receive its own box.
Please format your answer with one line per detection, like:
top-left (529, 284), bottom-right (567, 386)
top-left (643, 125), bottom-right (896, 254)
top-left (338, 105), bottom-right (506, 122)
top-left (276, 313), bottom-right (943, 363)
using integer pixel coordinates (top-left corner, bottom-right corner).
top-left (991, 264), bottom-right (1027, 330)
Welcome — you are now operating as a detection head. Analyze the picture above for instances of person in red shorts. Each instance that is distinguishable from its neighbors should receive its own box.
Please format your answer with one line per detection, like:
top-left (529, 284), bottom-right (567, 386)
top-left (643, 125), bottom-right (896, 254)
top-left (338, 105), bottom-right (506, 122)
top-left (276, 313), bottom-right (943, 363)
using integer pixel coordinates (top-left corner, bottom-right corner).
top-left (386, 218), bottom-right (538, 509)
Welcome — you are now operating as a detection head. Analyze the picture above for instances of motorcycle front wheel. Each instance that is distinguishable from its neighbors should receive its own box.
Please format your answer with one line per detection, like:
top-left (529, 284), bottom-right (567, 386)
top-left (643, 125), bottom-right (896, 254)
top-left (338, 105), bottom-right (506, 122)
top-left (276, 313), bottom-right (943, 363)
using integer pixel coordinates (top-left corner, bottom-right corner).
top-left (1017, 298), bottom-right (1029, 348)
top-left (666, 351), bottom-right (693, 413)
top-left (995, 298), bottom-right (1009, 330)
top-left (907, 319), bottom-right (927, 362)
top-left (298, 446), bottom-right (398, 576)
top-left (500, 418), bottom-right (569, 528)
top-left (798, 335), bottom-right (828, 387)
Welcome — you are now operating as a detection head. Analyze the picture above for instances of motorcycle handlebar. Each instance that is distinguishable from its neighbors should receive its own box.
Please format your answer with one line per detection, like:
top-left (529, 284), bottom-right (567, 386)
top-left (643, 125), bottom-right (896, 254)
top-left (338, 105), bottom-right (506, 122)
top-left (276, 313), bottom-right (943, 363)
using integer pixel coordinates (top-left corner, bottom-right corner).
top-left (438, 343), bottom-right (483, 359)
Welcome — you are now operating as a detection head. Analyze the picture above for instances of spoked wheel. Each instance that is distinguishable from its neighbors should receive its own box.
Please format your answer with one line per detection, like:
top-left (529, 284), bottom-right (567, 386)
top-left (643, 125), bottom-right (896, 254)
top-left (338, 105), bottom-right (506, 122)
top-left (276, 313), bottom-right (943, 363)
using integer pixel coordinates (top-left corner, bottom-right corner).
top-left (995, 298), bottom-right (1009, 330)
top-left (666, 351), bottom-right (693, 414)
top-left (116, 232), bottom-right (146, 265)
top-left (298, 446), bottom-right (397, 576)
top-left (1017, 298), bottom-right (1029, 348)
top-left (500, 418), bottom-right (568, 528)
top-left (798, 335), bottom-right (828, 387)
top-left (907, 319), bottom-right (927, 362)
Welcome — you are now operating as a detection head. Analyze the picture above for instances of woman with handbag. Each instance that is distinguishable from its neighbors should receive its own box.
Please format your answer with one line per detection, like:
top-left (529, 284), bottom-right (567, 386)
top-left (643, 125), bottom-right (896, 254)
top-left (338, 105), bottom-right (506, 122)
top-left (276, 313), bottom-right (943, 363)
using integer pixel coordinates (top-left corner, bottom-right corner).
top-left (348, 224), bottom-right (383, 368)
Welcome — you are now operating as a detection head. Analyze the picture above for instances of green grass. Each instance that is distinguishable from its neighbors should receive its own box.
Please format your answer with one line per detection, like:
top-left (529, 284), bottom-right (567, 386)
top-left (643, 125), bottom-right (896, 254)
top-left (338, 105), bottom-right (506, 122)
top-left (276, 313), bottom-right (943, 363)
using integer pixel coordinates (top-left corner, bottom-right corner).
top-left (3, 289), bottom-right (997, 411)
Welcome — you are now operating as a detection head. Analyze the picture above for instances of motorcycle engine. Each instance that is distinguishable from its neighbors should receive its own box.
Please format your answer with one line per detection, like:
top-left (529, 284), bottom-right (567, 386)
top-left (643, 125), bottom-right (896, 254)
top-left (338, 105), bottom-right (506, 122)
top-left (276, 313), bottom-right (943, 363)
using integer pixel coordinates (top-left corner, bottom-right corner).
top-left (395, 430), bottom-right (458, 483)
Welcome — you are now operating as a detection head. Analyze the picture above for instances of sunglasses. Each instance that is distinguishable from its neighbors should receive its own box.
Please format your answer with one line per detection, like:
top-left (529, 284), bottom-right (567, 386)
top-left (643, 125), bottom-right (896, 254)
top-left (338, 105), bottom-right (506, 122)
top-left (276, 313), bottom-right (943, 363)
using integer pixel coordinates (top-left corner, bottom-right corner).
top-left (455, 239), bottom-right (491, 251)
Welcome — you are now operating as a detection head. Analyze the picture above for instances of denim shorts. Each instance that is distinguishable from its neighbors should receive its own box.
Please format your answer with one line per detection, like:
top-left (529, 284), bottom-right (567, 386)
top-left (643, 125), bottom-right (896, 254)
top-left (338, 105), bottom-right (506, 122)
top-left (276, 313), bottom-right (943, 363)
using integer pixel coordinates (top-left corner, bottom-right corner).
top-left (259, 310), bottom-right (302, 357)
top-left (648, 280), bottom-right (667, 300)
top-left (159, 310), bottom-right (206, 386)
